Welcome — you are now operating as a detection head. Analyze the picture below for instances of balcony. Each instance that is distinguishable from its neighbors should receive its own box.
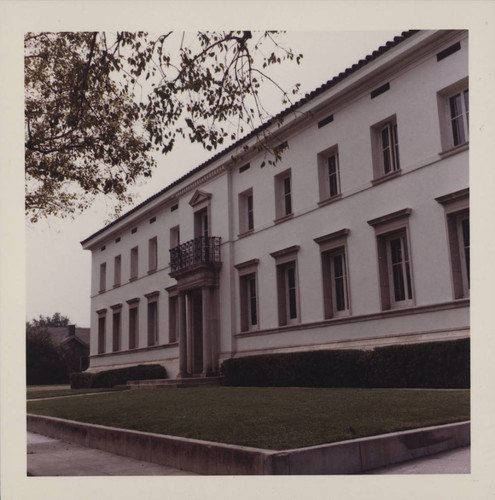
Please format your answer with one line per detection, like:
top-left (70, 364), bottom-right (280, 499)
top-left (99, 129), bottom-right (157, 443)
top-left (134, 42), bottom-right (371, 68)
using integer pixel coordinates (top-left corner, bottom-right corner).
top-left (169, 236), bottom-right (222, 277)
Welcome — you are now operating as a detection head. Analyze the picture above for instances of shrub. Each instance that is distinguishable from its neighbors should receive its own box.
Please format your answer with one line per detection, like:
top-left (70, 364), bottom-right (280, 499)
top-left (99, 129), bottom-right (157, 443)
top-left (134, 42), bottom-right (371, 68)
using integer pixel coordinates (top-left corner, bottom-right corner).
top-left (26, 325), bottom-right (69, 385)
top-left (70, 364), bottom-right (167, 389)
top-left (221, 338), bottom-right (470, 389)
top-left (70, 372), bottom-right (95, 389)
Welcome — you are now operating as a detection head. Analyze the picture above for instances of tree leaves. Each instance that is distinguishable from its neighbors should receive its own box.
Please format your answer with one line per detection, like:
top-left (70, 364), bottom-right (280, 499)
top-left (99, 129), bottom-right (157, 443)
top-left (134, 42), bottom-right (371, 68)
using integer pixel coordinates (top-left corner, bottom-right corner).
top-left (25, 31), bottom-right (303, 222)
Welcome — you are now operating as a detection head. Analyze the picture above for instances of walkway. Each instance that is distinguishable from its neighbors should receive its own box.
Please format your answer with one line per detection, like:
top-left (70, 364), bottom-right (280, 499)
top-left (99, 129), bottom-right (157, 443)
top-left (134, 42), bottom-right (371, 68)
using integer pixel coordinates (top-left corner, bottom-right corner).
top-left (27, 432), bottom-right (196, 476)
top-left (28, 431), bottom-right (469, 476)
top-left (367, 446), bottom-right (470, 474)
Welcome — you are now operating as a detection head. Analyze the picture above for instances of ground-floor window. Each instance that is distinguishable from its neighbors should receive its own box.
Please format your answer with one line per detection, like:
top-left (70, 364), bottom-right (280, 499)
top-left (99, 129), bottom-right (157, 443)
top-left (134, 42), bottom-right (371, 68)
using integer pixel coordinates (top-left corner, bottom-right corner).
top-left (97, 315), bottom-right (105, 354)
top-left (367, 208), bottom-right (414, 310)
top-left (435, 189), bottom-right (470, 299)
top-left (112, 310), bottom-right (121, 352)
top-left (128, 306), bottom-right (138, 349)
top-left (147, 301), bottom-right (158, 346)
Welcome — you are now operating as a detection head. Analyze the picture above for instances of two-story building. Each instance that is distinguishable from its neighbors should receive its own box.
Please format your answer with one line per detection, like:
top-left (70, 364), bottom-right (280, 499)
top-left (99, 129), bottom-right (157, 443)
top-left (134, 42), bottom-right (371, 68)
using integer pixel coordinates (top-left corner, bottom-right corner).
top-left (81, 30), bottom-right (469, 379)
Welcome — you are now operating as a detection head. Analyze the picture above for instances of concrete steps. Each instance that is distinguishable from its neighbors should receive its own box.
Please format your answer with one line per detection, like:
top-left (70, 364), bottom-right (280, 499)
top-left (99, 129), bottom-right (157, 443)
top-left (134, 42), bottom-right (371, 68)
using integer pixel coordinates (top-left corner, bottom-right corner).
top-left (127, 376), bottom-right (223, 389)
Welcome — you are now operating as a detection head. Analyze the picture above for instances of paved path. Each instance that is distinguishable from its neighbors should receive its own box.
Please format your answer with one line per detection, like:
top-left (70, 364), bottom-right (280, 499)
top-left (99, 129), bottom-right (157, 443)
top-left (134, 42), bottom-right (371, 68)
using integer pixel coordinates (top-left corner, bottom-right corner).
top-left (27, 432), bottom-right (197, 476)
top-left (367, 446), bottom-right (470, 474)
top-left (28, 431), bottom-right (470, 476)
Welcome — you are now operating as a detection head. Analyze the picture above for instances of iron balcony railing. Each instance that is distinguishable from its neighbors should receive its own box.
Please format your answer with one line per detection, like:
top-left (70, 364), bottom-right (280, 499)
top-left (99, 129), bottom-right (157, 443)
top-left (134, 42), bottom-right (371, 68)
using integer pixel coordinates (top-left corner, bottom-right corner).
top-left (169, 236), bottom-right (222, 274)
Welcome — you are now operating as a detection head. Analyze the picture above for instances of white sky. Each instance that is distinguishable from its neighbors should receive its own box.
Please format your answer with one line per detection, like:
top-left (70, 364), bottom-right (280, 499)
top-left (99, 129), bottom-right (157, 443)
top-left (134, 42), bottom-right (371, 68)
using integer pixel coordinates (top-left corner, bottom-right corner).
top-left (25, 31), bottom-right (399, 326)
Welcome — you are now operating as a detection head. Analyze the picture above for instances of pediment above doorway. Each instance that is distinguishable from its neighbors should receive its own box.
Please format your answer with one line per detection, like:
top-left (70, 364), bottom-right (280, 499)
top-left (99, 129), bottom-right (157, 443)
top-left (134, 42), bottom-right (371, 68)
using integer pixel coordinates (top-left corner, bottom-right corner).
top-left (189, 190), bottom-right (212, 208)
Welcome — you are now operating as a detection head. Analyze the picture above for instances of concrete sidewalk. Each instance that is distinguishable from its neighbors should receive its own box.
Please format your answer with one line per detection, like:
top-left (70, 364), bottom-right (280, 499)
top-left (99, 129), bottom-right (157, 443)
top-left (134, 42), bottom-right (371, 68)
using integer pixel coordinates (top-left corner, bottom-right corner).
top-left (27, 432), bottom-right (197, 476)
top-left (28, 431), bottom-right (470, 476)
top-left (367, 446), bottom-right (470, 474)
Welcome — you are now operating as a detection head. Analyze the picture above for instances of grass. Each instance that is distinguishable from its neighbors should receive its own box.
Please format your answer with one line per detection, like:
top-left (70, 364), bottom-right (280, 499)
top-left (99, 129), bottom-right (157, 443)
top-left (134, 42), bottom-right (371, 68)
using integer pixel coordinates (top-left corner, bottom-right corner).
top-left (26, 386), bottom-right (470, 450)
top-left (27, 387), bottom-right (126, 400)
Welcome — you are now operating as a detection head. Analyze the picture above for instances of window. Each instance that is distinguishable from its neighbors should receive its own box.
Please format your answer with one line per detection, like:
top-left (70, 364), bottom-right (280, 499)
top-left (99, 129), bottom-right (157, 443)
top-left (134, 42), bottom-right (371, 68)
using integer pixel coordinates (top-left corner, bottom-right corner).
top-left (371, 116), bottom-right (400, 180)
top-left (318, 146), bottom-right (341, 203)
top-left (114, 255), bottom-right (121, 287)
top-left (449, 89), bottom-right (469, 146)
top-left (238, 189), bottom-right (254, 234)
top-left (437, 79), bottom-right (469, 152)
top-left (145, 291), bottom-right (160, 346)
top-left (168, 295), bottom-right (178, 343)
top-left (99, 262), bottom-right (106, 292)
top-left (147, 302), bottom-right (158, 346)
top-left (270, 246), bottom-right (300, 326)
top-left (380, 123), bottom-right (400, 174)
top-left (274, 170), bottom-right (293, 220)
top-left (148, 237), bottom-right (157, 272)
top-left (385, 233), bottom-right (413, 305)
top-left (128, 305), bottom-right (139, 350)
top-left (97, 310), bottom-right (106, 354)
top-left (436, 189), bottom-right (470, 298)
top-left (130, 246), bottom-right (138, 280)
top-left (368, 209), bottom-right (414, 310)
top-left (235, 259), bottom-right (259, 332)
top-left (170, 226), bottom-right (180, 249)
top-left (195, 207), bottom-right (209, 238)
top-left (112, 307), bottom-right (122, 352)
top-left (315, 229), bottom-right (351, 319)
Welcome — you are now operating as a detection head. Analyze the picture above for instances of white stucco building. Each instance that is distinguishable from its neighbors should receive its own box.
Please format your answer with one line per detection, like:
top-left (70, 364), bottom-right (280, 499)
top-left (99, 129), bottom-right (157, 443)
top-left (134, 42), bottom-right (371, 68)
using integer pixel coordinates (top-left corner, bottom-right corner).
top-left (81, 30), bottom-right (469, 378)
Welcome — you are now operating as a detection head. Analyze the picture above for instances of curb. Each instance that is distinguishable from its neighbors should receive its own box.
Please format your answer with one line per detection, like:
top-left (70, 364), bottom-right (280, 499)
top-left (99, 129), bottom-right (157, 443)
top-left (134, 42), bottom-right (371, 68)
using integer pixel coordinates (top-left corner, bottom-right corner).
top-left (27, 414), bottom-right (470, 475)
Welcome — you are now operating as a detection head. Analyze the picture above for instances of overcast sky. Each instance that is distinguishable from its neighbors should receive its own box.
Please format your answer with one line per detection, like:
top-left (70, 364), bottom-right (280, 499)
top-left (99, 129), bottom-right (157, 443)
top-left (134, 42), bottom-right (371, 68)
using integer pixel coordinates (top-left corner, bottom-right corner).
top-left (26, 31), bottom-right (404, 326)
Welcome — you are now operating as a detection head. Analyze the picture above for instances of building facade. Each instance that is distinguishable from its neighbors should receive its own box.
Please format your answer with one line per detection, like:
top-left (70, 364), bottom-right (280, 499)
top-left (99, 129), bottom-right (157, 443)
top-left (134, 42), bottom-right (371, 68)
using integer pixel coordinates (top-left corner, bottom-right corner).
top-left (81, 30), bottom-right (469, 378)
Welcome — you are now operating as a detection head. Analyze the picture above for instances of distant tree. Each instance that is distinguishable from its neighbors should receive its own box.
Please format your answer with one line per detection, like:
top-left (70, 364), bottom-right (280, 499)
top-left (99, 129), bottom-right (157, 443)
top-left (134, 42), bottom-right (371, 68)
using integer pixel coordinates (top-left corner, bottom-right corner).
top-left (26, 323), bottom-right (69, 385)
top-left (25, 31), bottom-right (303, 222)
top-left (32, 312), bottom-right (71, 328)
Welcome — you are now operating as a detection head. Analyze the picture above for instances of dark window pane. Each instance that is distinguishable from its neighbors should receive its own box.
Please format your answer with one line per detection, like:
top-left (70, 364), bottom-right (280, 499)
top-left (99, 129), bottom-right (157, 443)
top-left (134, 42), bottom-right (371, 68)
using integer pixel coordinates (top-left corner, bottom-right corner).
top-left (462, 218), bottom-right (470, 287)
top-left (249, 277), bottom-right (257, 326)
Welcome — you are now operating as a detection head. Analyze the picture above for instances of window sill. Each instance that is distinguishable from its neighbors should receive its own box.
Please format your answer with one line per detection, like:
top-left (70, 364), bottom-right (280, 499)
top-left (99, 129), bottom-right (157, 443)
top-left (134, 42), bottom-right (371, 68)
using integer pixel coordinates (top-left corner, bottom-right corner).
top-left (439, 142), bottom-right (469, 159)
top-left (98, 289), bottom-right (106, 294)
top-left (147, 269), bottom-right (157, 275)
top-left (317, 193), bottom-right (342, 208)
top-left (274, 213), bottom-right (294, 225)
top-left (238, 229), bottom-right (254, 239)
top-left (371, 169), bottom-right (402, 186)
top-left (113, 284), bottom-right (121, 289)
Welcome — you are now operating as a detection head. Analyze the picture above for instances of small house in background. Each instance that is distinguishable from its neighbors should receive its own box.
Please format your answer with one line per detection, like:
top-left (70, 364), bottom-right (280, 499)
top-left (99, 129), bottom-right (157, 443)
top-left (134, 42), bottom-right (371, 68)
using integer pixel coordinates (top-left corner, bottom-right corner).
top-left (47, 325), bottom-right (90, 373)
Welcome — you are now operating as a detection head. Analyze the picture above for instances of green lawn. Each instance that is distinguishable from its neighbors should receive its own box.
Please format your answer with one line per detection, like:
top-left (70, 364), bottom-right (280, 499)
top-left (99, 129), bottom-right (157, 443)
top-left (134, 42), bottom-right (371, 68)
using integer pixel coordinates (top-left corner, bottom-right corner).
top-left (27, 387), bottom-right (126, 400)
top-left (27, 387), bottom-right (470, 450)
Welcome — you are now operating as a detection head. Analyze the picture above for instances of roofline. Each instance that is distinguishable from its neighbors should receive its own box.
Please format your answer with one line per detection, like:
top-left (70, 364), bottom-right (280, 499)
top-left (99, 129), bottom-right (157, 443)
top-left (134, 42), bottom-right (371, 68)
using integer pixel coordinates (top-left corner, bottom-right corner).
top-left (81, 30), bottom-right (420, 247)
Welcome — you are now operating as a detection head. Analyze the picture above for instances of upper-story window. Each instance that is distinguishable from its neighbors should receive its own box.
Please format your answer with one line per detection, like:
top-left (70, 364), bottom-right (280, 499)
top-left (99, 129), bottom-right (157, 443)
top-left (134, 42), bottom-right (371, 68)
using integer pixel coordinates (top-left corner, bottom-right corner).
top-left (437, 78), bottom-right (469, 153)
top-left (170, 225), bottom-right (180, 249)
top-left (380, 122), bottom-right (400, 175)
top-left (371, 115), bottom-right (400, 181)
top-left (238, 189), bottom-right (254, 235)
top-left (148, 237), bottom-right (157, 273)
top-left (274, 169), bottom-right (293, 221)
top-left (114, 255), bottom-right (121, 287)
top-left (99, 262), bottom-right (106, 292)
top-left (449, 89), bottom-right (469, 146)
top-left (130, 246), bottom-right (138, 280)
top-left (317, 146), bottom-right (341, 204)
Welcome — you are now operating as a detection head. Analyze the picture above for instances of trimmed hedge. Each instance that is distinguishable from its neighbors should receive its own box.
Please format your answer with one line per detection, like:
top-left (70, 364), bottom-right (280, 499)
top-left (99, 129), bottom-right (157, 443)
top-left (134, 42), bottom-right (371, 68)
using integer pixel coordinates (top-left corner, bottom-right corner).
top-left (221, 338), bottom-right (470, 389)
top-left (70, 364), bottom-right (167, 389)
